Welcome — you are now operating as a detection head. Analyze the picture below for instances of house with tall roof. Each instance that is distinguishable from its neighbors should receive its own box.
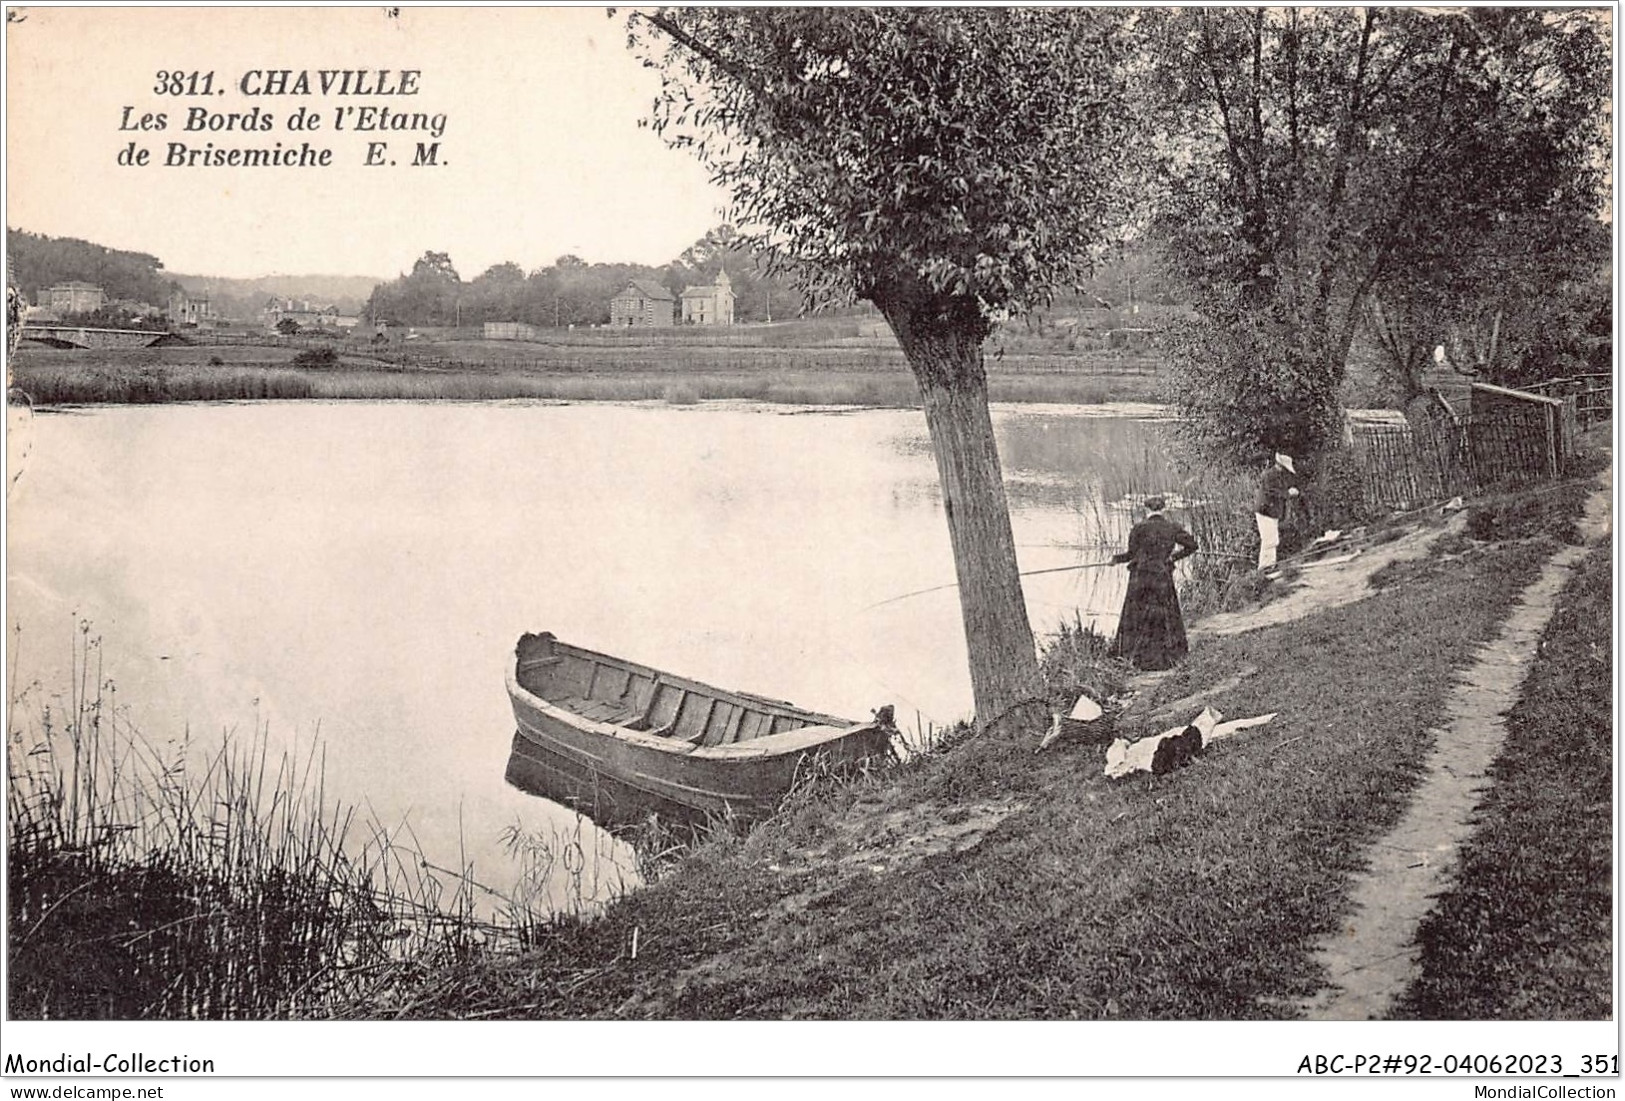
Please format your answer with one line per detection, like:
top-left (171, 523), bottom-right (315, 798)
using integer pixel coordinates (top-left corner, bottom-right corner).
top-left (609, 280), bottom-right (676, 327)
top-left (681, 269), bottom-right (735, 326)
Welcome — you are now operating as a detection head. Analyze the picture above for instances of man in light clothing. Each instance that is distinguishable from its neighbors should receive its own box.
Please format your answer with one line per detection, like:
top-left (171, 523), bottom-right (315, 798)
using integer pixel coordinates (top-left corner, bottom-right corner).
top-left (1255, 452), bottom-right (1300, 570)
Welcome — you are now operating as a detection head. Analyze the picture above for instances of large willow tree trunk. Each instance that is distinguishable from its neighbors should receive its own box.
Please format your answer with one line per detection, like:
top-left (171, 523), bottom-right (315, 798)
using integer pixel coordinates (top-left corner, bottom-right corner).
top-left (877, 286), bottom-right (1040, 724)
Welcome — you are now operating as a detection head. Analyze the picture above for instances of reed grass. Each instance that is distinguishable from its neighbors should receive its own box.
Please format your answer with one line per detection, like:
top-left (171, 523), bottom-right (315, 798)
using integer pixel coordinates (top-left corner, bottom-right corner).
top-left (1051, 436), bottom-right (1264, 620)
top-left (4, 624), bottom-right (617, 1019)
top-left (12, 363), bottom-right (317, 404)
top-left (1037, 614), bottom-right (1130, 699)
top-left (497, 818), bottom-right (643, 936)
top-left (9, 349), bottom-right (1160, 409)
top-left (988, 375), bottom-right (1113, 404)
top-left (9, 364), bottom-right (1148, 409)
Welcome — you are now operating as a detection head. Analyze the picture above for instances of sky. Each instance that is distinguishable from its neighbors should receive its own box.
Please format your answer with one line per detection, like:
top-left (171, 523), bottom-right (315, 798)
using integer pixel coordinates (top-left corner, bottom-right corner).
top-left (4, 6), bottom-right (733, 279)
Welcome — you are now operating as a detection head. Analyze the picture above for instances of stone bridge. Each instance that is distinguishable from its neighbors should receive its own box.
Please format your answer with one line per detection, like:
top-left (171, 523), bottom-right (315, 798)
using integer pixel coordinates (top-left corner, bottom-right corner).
top-left (20, 324), bottom-right (173, 350)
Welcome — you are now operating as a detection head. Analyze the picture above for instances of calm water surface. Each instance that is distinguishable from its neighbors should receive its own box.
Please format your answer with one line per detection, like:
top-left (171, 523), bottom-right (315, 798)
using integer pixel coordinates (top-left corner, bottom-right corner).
top-left (6, 399), bottom-right (1170, 908)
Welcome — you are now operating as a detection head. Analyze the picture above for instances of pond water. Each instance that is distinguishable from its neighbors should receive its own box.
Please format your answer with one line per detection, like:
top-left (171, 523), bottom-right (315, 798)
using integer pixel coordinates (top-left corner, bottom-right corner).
top-left (5, 399), bottom-right (1172, 911)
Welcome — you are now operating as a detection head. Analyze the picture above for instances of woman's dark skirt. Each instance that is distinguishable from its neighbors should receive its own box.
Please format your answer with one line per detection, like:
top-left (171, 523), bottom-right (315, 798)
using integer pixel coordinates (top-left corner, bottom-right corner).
top-left (1112, 568), bottom-right (1188, 671)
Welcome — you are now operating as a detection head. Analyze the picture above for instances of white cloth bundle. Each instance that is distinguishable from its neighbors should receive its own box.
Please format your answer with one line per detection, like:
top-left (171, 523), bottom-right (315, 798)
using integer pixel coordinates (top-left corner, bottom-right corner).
top-left (1104, 707), bottom-right (1277, 778)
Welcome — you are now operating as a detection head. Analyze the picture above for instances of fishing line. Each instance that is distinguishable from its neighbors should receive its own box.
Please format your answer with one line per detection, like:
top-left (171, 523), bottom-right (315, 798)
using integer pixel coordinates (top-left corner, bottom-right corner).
top-left (863, 559), bottom-right (1120, 611)
top-left (866, 540), bottom-right (1264, 612)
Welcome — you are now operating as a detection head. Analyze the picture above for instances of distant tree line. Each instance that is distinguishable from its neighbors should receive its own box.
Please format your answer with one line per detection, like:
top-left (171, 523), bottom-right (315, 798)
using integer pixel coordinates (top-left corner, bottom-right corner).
top-left (7, 229), bottom-right (179, 311)
top-left (363, 224), bottom-right (1191, 333)
top-left (364, 226), bottom-right (826, 329)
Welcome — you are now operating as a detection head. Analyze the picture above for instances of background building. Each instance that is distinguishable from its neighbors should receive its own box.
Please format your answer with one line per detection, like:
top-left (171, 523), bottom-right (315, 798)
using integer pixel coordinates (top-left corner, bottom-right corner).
top-left (609, 280), bottom-right (676, 327)
top-left (46, 281), bottom-right (105, 315)
top-left (168, 290), bottom-right (214, 327)
top-left (681, 269), bottom-right (735, 325)
top-left (263, 297), bottom-right (356, 331)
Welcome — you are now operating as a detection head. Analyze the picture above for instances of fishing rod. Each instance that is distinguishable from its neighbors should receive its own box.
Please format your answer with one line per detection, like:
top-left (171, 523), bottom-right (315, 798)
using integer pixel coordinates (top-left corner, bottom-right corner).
top-left (864, 547), bottom-right (1260, 611)
top-left (865, 559), bottom-right (1119, 610)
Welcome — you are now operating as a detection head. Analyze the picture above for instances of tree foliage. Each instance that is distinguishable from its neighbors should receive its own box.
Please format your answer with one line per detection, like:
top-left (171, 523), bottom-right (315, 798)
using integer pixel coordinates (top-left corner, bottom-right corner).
top-left (366, 250), bottom-right (459, 325)
top-left (1369, 211), bottom-right (1611, 402)
top-left (360, 229), bottom-right (803, 329)
top-left (7, 229), bottom-right (178, 309)
top-left (627, 8), bottom-right (1138, 719)
top-left (1146, 7), bottom-right (1611, 460)
top-left (411, 251), bottom-right (461, 285)
top-left (1164, 313), bottom-right (1344, 465)
top-left (627, 7), bottom-right (1136, 330)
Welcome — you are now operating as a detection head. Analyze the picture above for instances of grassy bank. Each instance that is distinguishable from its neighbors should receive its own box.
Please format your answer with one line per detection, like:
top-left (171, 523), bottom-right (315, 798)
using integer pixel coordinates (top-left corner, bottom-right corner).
top-left (8, 344), bottom-right (1161, 408)
top-left (332, 480), bottom-right (1590, 1019)
top-left (9, 426), bottom-right (1602, 1019)
top-left (1391, 535), bottom-right (1612, 1020)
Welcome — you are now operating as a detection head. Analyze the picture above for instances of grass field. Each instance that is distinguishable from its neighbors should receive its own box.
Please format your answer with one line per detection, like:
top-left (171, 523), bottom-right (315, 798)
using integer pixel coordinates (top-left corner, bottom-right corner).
top-left (330, 468), bottom-right (1601, 1020)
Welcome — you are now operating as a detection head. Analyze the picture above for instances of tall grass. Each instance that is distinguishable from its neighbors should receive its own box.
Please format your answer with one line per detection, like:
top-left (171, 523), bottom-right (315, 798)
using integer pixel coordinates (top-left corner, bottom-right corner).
top-left (9, 353), bottom-right (1162, 408)
top-left (496, 817), bottom-right (644, 932)
top-left (1086, 439), bottom-right (1256, 551)
top-left (1038, 614), bottom-right (1131, 702)
top-left (0, 365), bottom-right (1014, 408)
top-left (1056, 434), bottom-right (1262, 616)
top-left (13, 364), bottom-right (317, 404)
top-left (4, 625), bottom-right (620, 1019)
top-left (989, 376), bottom-right (1115, 404)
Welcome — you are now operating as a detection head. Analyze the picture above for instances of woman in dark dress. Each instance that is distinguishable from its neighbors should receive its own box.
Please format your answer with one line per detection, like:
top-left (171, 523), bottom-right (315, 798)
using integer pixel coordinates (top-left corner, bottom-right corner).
top-left (1110, 496), bottom-right (1198, 671)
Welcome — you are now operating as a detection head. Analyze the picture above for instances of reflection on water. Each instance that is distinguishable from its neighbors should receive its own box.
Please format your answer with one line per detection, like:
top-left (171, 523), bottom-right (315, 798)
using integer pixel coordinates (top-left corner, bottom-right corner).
top-left (6, 399), bottom-right (1170, 911)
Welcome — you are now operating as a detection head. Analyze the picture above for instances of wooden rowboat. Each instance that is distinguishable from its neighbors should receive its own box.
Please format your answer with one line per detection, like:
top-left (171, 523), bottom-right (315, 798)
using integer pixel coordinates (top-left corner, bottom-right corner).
top-left (504, 632), bottom-right (895, 829)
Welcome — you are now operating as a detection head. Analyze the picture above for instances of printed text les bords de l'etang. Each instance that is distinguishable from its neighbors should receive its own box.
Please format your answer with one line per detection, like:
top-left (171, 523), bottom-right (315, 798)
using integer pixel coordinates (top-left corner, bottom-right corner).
top-left (116, 69), bottom-right (447, 169)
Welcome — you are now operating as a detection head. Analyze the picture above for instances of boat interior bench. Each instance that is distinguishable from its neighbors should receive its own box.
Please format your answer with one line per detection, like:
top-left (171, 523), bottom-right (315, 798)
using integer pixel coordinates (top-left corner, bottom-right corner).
top-left (522, 636), bottom-right (828, 749)
top-left (551, 694), bottom-right (642, 727)
top-left (552, 687), bottom-right (806, 749)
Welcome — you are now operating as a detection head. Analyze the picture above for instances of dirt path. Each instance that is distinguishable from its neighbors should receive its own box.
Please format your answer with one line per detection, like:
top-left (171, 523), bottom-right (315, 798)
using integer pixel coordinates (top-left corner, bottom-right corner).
top-left (617, 473), bottom-right (1609, 1019)
top-left (1192, 515), bottom-right (1466, 639)
top-left (1295, 468), bottom-right (1612, 1020)
top-left (1114, 515), bottom-right (1466, 724)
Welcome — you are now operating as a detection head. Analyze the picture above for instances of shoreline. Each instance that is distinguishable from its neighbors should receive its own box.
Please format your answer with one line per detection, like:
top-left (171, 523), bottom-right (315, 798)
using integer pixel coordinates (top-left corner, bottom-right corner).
top-left (11, 393), bottom-right (1178, 419)
top-left (8, 364), bottom-right (1168, 409)
top-left (7, 366), bottom-right (1606, 1021)
top-left (7, 338), bottom-right (1168, 408)
top-left (336, 456), bottom-right (1610, 1021)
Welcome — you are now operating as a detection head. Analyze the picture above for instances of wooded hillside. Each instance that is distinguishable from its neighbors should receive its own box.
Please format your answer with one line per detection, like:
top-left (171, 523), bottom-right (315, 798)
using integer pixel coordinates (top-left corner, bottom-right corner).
top-left (8, 228), bottom-right (178, 308)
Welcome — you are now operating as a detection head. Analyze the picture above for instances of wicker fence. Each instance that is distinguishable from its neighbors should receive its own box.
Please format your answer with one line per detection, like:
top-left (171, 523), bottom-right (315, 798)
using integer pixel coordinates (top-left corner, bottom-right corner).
top-left (1347, 410), bottom-right (1558, 514)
